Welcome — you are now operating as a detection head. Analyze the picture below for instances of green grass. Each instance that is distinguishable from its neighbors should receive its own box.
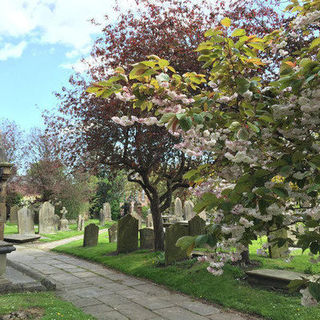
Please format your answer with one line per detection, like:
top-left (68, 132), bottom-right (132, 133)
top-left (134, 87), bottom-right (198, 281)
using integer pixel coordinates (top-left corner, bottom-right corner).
top-left (0, 292), bottom-right (94, 319)
top-left (4, 219), bottom-right (115, 243)
top-left (53, 233), bottom-right (320, 320)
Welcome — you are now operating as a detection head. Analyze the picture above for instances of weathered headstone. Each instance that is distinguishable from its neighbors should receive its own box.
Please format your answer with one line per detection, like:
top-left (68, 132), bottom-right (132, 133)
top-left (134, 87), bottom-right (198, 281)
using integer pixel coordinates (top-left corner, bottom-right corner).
top-left (268, 226), bottom-right (289, 258)
top-left (184, 200), bottom-right (195, 221)
top-left (146, 212), bottom-right (153, 228)
top-left (9, 205), bottom-right (19, 224)
top-left (174, 197), bottom-right (183, 220)
top-left (108, 223), bottom-right (118, 243)
top-left (117, 214), bottom-right (138, 253)
top-left (165, 222), bottom-right (189, 265)
top-left (39, 202), bottom-right (55, 234)
top-left (77, 215), bottom-right (84, 231)
top-left (189, 215), bottom-right (206, 236)
top-left (17, 207), bottom-right (35, 235)
top-left (59, 207), bottom-right (69, 231)
top-left (131, 211), bottom-right (142, 229)
top-left (53, 214), bottom-right (60, 232)
top-left (100, 202), bottom-right (112, 225)
top-left (83, 223), bottom-right (99, 247)
top-left (140, 228), bottom-right (154, 250)
top-left (99, 208), bottom-right (105, 226)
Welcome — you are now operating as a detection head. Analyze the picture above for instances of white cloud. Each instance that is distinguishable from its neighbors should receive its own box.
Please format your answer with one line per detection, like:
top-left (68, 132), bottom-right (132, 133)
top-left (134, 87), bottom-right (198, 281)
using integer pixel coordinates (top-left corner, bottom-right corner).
top-left (0, 0), bottom-right (136, 60)
top-left (0, 41), bottom-right (27, 60)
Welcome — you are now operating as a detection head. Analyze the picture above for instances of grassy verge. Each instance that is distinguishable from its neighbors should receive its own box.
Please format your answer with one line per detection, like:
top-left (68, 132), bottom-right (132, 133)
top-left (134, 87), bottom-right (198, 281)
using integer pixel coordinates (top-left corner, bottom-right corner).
top-left (4, 219), bottom-right (115, 243)
top-left (53, 233), bottom-right (320, 320)
top-left (0, 292), bottom-right (94, 320)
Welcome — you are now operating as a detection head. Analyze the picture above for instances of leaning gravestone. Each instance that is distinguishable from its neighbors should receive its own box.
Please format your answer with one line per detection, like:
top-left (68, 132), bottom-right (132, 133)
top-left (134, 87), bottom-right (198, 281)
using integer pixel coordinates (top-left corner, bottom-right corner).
top-left (165, 222), bottom-right (189, 265)
top-left (39, 202), bottom-right (55, 234)
top-left (117, 214), bottom-right (138, 253)
top-left (108, 223), bottom-right (118, 243)
top-left (269, 226), bottom-right (289, 258)
top-left (174, 197), bottom-right (183, 220)
top-left (83, 223), bottom-right (99, 247)
top-left (184, 200), bottom-right (195, 221)
top-left (77, 215), bottom-right (84, 231)
top-left (146, 213), bottom-right (153, 228)
top-left (140, 228), bottom-right (154, 250)
top-left (189, 215), bottom-right (206, 236)
top-left (9, 205), bottom-right (19, 224)
top-left (17, 207), bottom-right (35, 235)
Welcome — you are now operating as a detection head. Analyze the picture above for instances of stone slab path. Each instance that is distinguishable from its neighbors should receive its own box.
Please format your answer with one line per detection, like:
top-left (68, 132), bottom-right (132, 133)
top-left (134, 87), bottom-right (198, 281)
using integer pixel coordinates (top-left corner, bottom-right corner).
top-left (8, 242), bottom-right (261, 320)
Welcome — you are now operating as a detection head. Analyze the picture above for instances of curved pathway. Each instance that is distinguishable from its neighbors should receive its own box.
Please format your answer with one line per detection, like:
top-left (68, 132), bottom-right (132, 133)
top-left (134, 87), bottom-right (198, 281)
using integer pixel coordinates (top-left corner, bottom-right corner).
top-left (8, 237), bottom-right (261, 320)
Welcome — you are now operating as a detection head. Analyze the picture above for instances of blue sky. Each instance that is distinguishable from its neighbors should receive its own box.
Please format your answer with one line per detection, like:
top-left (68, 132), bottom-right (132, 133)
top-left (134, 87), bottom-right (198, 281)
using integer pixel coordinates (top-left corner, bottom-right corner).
top-left (0, 0), bottom-right (135, 131)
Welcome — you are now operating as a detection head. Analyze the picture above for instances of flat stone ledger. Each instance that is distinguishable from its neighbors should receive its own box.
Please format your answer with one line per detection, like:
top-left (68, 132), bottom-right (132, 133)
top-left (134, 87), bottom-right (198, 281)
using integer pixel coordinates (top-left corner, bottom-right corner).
top-left (39, 202), bottom-right (55, 234)
top-left (188, 215), bottom-right (206, 236)
top-left (9, 206), bottom-right (19, 224)
top-left (108, 224), bottom-right (117, 243)
top-left (4, 234), bottom-right (41, 243)
top-left (165, 222), bottom-right (189, 265)
top-left (269, 227), bottom-right (289, 258)
top-left (117, 214), bottom-right (138, 253)
top-left (140, 228), bottom-right (154, 250)
top-left (83, 223), bottom-right (99, 247)
top-left (17, 207), bottom-right (35, 235)
top-left (246, 268), bottom-right (311, 290)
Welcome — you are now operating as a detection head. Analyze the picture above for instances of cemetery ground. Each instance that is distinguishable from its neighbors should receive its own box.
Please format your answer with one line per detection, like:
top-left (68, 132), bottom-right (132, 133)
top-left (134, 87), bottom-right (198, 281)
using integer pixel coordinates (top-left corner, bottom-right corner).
top-left (53, 233), bottom-right (320, 320)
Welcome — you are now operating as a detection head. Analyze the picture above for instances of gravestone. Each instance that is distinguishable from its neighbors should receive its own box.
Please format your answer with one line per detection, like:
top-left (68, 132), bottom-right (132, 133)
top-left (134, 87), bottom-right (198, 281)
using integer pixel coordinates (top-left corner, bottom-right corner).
top-left (9, 205), bottom-right (19, 224)
top-left (108, 223), bottom-right (118, 243)
top-left (83, 223), bottom-right (99, 247)
top-left (269, 226), bottom-right (289, 258)
top-left (77, 215), bottom-right (84, 231)
top-left (39, 202), bottom-right (55, 234)
top-left (17, 207), bottom-right (35, 235)
top-left (174, 197), bottom-right (183, 220)
top-left (165, 222), bottom-right (189, 265)
top-left (140, 228), bottom-right (154, 250)
top-left (117, 214), bottom-right (138, 253)
top-left (146, 213), bottom-right (153, 228)
top-left (53, 214), bottom-right (60, 232)
top-left (184, 200), bottom-right (195, 221)
top-left (131, 212), bottom-right (142, 229)
top-left (189, 215), bottom-right (206, 236)
top-left (59, 207), bottom-right (69, 231)
top-left (99, 208), bottom-right (105, 226)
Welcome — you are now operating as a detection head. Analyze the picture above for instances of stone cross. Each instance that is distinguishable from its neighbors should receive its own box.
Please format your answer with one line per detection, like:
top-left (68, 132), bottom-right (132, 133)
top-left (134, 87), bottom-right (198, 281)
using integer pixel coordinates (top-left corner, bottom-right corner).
top-left (61, 207), bottom-right (68, 219)
top-left (59, 207), bottom-right (69, 231)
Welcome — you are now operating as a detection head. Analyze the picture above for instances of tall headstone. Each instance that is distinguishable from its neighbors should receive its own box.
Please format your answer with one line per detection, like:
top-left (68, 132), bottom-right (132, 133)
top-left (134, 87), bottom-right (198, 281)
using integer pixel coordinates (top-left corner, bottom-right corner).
top-left (100, 202), bottom-right (112, 225)
top-left (59, 207), bottom-right (69, 231)
top-left (108, 223), bottom-right (118, 243)
top-left (146, 213), bottom-right (153, 228)
top-left (140, 228), bottom-right (154, 250)
top-left (99, 208), bottom-right (105, 226)
top-left (53, 214), bottom-right (60, 232)
top-left (165, 222), bottom-right (189, 265)
top-left (174, 197), bottom-right (183, 220)
top-left (83, 223), bottom-right (99, 247)
top-left (17, 207), bottom-right (35, 235)
top-left (9, 206), bottom-right (19, 224)
top-left (39, 202), bottom-right (55, 234)
top-left (77, 215), bottom-right (84, 231)
top-left (117, 214), bottom-right (138, 253)
top-left (268, 226), bottom-right (289, 259)
top-left (189, 215), bottom-right (206, 236)
top-left (184, 200), bottom-right (195, 221)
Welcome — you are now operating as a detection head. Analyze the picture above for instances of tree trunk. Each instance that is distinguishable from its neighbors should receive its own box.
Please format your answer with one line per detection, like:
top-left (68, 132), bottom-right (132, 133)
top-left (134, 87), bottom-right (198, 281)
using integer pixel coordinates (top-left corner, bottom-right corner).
top-left (150, 197), bottom-right (165, 251)
top-left (240, 247), bottom-right (250, 265)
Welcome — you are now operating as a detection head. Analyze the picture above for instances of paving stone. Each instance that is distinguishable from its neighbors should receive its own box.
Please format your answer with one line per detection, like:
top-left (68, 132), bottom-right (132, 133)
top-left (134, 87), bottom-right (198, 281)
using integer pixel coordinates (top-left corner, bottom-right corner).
top-left (100, 311), bottom-right (129, 320)
top-left (134, 283), bottom-right (172, 296)
top-left (117, 288), bottom-right (148, 299)
top-left (154, 306), bottom-right (208, 320)
top-left (115, 302), bottom-right (159, 320)
top-left (73, 271), bottom-right (97, 278)
top-left (70, 297), bottom-right (101, 308)
top-left (209, 313), bottom-right (249, 320)
top-left (97, 294), bottom-right (131, 307)
top-left (178, 301), bottom-right (221, 316)
top-left (68, 287), bottom-right (108, 298)
top-left (82, 304), bottom-right (113, 316)
top-left (131, 295), bottom-right (175, 310)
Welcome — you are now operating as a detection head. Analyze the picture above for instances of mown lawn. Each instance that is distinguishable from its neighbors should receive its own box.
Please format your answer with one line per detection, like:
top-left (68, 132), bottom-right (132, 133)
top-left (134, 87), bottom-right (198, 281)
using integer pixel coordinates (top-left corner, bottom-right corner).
top-left (4, 219), bottom-right (115, 242)
top-left (0, 292), bottom-right (94, 320)
top-left (53, 233), bottom-right (320, 320)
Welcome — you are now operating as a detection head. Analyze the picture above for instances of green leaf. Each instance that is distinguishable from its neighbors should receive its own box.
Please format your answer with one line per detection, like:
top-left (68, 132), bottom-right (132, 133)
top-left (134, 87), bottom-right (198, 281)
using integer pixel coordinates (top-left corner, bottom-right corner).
top-left (272, 187), bottom-right (288, 199)
top-left (248, 42), bottom-right (265, 51)
top-left (193, 114), bottom-right (204, 124)
top-left (195, 234), bottom-right (208, 247)
top-left (237, 128), bottom-right (250, 140)
top-left (176, 236), bottom-right (196, 256)
top-left (221, 17), bottom-right (231, 27)
top-left (279, 165), bottom-right (291, 177)
top-left (310, 155), bottom-right (320, 167)
top-left (231, 29), bottom-right (246, 37)
top-left (179, 116), bottom-right (193, 131)
top-left (156, 73), bottom-right (170, 82)
top-left (310, 37), bottom-right (320, 50)
top-left (247, 122), bottom-right (260, 133)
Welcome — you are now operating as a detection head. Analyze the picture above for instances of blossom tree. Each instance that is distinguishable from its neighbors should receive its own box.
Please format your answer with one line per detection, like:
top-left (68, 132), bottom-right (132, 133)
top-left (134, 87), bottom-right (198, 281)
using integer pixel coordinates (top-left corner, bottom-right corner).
top-left (87, 0), bottom-right (320, 306)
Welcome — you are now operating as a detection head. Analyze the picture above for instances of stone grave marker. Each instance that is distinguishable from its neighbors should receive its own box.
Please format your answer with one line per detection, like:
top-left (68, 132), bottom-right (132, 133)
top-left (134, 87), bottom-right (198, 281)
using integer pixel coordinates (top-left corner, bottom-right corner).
top-left (131, 211), bottom-right (142, 229)
top-left (99, 208), bottom-right (105, 226)
top-left (108, 223), bottom-right (117, 243)
top-left (83, 223), bottom-right (99, 247)
top-left (188, 215), bottom-right (206, 236)
top-left (17, 207), bottom-right (35, 235)
top-left (165, 222), bottom-right (189, 265)
top-left (39, 202), bottom-right (55, 234)
top-left (103, 202), bottom-right (112, 222)
top-left (117, 214), bottom-right (138, 253)
top-left (59, 207), bottom-right (69, 231)
top-left (174, 197), bottom-right (183, 220)
top-left (77, 215), bottom-right (84, 231)
top-left (184, 200), bottom-right (195, 221)
top-left (146, 213), bottom-right (153, 228)
top-left (53, 214), bottom-right (60, 232)
top-left (140, 228), bottom-right (154, 250)
top-left (268, 226), bottom-right (289, 258)
top-left (9, 205), bottom-right (19, 224)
